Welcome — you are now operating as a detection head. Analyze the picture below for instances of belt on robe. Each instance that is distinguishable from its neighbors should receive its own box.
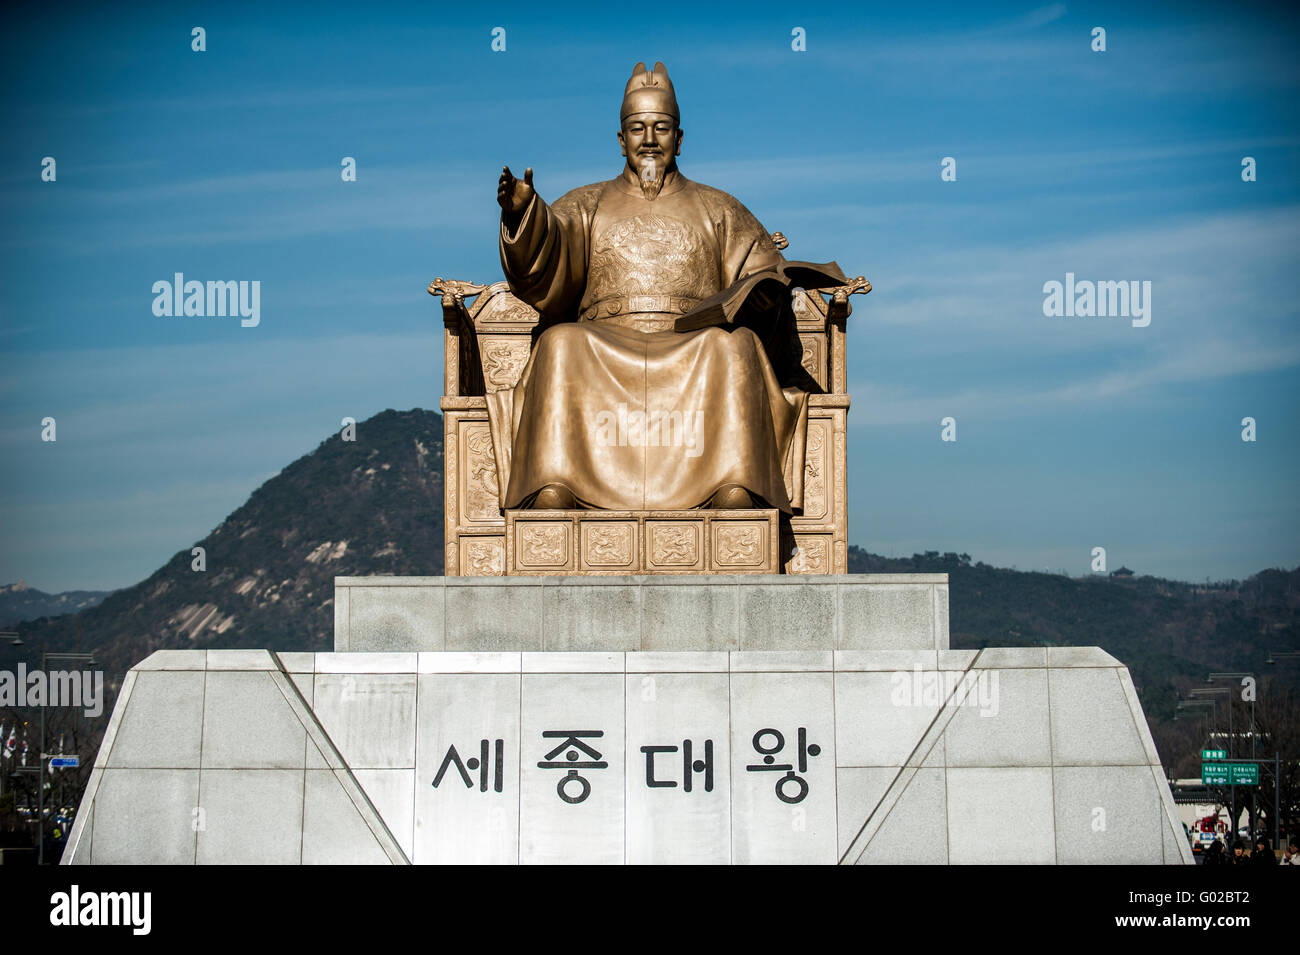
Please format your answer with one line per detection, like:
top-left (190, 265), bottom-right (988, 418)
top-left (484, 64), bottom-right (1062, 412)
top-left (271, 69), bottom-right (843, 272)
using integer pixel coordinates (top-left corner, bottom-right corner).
top-left (580, 294), bottom-right (701, 322)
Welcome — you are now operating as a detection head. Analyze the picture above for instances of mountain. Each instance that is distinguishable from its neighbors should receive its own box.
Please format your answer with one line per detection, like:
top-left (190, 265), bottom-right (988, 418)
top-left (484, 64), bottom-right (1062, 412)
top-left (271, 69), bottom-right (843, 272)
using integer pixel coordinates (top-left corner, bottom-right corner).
top-left (4, 408), bottom-right (444, 678)
top-left (0, 582), bottom-right (111, 628)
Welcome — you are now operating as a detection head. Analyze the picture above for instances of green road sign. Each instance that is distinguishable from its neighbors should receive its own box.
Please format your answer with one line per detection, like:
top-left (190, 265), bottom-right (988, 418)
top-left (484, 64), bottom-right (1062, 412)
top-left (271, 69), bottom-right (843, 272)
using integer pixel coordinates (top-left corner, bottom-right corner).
top-left (1202, 749), bottom-right (1226, 760)
top-left (1229, 763), bottom-right (1258, 785)
top-left (1202, 763), bottom-right (1229, 785)
top-left (1201, 762), bottom-right (1258, 786)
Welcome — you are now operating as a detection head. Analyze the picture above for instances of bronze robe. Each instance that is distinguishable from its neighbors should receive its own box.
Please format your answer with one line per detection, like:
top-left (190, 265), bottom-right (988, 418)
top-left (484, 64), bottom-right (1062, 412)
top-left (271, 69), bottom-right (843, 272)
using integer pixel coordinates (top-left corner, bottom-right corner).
top-left (491, 171), bottom-right (812, 513)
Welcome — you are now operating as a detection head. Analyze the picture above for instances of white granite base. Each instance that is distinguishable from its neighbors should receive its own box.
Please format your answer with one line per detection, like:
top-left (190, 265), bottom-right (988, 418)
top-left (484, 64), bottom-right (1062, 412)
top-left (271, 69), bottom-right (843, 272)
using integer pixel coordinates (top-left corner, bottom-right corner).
top-left (64, 645), bottom-right (1192, 865)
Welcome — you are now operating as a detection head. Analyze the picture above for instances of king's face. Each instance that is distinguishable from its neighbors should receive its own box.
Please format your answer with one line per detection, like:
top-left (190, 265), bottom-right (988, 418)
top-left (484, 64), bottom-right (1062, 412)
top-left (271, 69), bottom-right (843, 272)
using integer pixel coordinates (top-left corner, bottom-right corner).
top-left (618, 112), bottom-right (682, 180)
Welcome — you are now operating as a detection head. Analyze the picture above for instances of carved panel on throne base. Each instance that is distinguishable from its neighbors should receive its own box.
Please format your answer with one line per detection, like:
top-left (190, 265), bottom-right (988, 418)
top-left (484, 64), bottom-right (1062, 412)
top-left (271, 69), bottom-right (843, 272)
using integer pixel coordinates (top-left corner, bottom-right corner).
top-left (505, 509), bottom-right (780, 575)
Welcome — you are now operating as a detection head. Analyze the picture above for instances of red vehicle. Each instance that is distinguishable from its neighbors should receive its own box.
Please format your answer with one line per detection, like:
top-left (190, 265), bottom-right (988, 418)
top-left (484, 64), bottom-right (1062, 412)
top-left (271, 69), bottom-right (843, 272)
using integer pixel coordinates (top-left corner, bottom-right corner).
top-left (1190, 814), bottom-right (1225, 854)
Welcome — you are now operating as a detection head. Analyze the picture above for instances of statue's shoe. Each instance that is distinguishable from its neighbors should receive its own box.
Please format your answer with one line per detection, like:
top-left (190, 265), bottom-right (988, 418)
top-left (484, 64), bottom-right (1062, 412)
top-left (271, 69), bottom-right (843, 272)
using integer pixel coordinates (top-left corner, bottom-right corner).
top-left (709, 484), bottom-right (754, 509)
top-left (532, 484), bottom-right (577, 509)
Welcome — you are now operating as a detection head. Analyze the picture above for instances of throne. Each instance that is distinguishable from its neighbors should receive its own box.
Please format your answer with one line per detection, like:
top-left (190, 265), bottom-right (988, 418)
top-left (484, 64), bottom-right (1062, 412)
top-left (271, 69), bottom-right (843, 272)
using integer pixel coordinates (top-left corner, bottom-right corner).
top-left (432, 247), bottom-right (868, 577)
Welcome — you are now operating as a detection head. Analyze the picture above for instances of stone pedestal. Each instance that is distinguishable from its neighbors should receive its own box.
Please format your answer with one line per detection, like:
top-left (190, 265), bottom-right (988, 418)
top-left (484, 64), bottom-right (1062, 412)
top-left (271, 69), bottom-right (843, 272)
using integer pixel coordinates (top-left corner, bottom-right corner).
top-left (334, 574), bottom-right (949, 653)
top-left (64, 574), bottom-right (1192, 865)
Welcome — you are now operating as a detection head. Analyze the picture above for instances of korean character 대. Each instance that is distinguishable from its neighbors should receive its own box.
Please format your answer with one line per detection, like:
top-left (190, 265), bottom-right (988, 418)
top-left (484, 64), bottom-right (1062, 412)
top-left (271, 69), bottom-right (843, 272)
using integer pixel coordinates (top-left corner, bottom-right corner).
top-left (639, 739), bottom-right (714, 792)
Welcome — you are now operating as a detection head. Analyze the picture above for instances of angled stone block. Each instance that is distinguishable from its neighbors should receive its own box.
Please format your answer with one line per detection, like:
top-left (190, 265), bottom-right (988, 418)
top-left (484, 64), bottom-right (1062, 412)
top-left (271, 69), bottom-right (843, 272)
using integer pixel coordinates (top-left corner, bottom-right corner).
top-left (1047, 647), bottom-right (1122, 667)
top-left (196, 769), bottom-right (304, 865)
top-left (301, 770), bottom-right (391, 865)
top-left (835, 671), bottom-right (941, 768)
top-left (63, 806), bottom-right (93, 865)
top-left (835, 767), bottom-right (898, 858)
top-left (1053, 766), bottom-right (1162, 864)
top-left (201, 671), bottom-right (305, 770)
top-left (278, 652), bottom-right (315, 673)
top-left (1049, 668), bottom-right (1148, 766)
top-left (207, 649), bottom-right (276, 670)
top-left (947, 767), bottom-right (1056, 864)
top-left (353, 768), bottom-right (416, 861)
top-left (92, 769), bottom-right (198, 865)
top-left (289, 671), bottom-right (313, 704)
top-left (971, 647), bottom-right (1046, 668)
top-left (852, 767), bottom-right (948, 865)
top-left (945, 667), bottom-right (1050, 768)
top-left (106, 671), bottom-right (205, 769)
top-left (1162, 805), bottom-right (1193, 865)
top-left (134, 650), bottom-right (206, 671)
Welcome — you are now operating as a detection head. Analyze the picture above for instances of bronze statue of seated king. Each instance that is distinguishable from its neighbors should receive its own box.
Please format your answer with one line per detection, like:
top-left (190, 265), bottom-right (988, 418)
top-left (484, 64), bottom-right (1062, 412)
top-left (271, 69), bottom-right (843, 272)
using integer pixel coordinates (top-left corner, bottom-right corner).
top-left (431, 61), bottom-right (868, 576)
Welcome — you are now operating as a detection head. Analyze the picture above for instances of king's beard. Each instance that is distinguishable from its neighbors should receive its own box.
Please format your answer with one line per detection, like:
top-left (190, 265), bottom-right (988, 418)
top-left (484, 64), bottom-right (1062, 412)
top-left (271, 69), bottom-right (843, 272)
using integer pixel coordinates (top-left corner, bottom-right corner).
top-left (637, 155), bottom-right (667, 200)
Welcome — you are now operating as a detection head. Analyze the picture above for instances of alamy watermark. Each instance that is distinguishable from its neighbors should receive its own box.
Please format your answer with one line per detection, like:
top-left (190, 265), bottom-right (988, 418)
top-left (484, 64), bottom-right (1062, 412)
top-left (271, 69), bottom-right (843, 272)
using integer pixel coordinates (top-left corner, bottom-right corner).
top-left (591, 403), bottom-right (705, 458)
top-left (0, 664), bottom-right (104, 718)
top-left (50, 886), bottom-right (151, 935)
top-left (890, 665), bottom-right (1000, 717)
top-left (152, 273), bottom-right (260, 327)
top-left (1042, 272), bottom-right (1151, 327)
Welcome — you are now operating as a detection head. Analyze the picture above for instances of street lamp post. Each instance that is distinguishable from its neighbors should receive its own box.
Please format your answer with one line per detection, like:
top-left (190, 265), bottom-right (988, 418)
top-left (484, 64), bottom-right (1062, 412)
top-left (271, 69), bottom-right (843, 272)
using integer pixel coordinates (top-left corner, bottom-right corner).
top-left (1176, 698), bottom-right (1219, 850)
top-left (1190, 687), bottom-right (1236, 837)
top-left (36, 651), bottom-right (95, 865)
top-left (1209, 672), bottom-right (1257, 841)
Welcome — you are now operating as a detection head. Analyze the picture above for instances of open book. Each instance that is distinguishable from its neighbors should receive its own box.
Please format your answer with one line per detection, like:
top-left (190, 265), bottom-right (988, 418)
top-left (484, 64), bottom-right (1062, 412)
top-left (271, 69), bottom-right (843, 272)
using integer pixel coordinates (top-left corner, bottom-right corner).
top-left (674, 259), bottom-right (850, 331)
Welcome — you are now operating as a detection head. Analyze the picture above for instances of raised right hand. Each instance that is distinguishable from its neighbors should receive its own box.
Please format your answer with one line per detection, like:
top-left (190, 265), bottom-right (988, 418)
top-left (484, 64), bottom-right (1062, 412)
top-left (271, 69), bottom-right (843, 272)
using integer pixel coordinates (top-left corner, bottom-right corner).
top-left (498, 165), bottom-right (534, 215)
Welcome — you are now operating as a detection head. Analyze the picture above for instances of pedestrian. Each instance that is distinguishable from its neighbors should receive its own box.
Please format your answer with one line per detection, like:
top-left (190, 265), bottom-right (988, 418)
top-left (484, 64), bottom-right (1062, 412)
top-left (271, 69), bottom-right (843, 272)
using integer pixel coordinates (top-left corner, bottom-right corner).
top-left (1231, 840), bottom-right (1249, 864)
top-left (1251, 836), bottom-right (1277, 865)
top-left (1282, 841), bottom-right (1300, 866)
top-left (1203, 839), bottom-right (1226, 865)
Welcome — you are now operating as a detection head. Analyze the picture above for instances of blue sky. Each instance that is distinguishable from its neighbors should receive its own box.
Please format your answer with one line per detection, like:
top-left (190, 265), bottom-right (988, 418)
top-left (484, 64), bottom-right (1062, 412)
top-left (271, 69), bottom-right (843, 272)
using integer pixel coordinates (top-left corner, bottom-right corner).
top-left (1, 1), bottom-right (1297, 590)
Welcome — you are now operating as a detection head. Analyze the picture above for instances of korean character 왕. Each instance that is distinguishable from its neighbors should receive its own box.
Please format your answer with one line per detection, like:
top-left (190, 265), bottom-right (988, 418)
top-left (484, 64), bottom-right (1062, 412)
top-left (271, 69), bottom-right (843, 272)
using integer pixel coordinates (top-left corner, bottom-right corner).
top-left (536, 730), bottom-right (608, 804)
top-left (640, 739), bottom-right (714, 792)
top-left (745, 727), bottom-right (822, 804)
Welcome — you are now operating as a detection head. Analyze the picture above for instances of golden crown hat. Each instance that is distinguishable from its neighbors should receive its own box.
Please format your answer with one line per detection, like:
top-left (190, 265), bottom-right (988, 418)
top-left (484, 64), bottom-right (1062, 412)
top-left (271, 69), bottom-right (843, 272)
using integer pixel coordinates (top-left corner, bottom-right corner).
top-left (620, 61), bottom-right (679, 122)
